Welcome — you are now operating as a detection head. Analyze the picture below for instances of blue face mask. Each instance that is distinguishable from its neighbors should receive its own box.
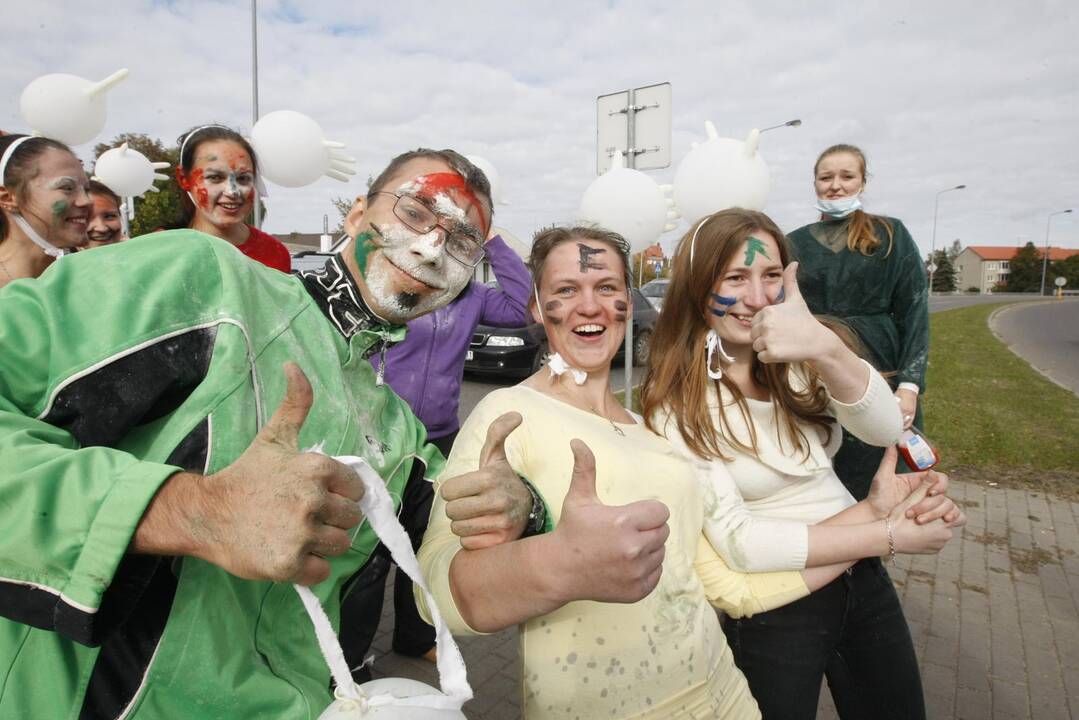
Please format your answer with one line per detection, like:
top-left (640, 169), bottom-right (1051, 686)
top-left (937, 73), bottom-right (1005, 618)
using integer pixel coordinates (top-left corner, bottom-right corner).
top-left (815, 194), bottom-right (863, 219)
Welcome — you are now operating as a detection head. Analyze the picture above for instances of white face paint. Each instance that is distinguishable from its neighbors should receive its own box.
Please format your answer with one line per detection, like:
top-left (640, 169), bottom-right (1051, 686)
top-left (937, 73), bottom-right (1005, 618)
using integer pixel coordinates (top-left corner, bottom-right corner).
top-left (365, 220), bottom-right (472, 320)
top-left (348, 162), bottom-right (490, 325)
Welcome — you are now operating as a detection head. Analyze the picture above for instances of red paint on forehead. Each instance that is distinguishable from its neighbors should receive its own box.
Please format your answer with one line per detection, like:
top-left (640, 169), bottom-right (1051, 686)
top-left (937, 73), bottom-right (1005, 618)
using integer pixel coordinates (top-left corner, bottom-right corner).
top-left (411, 172), bottom-right (488, 230)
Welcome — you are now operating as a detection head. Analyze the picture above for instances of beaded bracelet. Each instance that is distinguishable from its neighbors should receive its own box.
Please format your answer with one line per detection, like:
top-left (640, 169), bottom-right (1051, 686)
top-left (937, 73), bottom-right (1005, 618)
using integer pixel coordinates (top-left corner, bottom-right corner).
top-left (884, 517), bottom-right (897, 565)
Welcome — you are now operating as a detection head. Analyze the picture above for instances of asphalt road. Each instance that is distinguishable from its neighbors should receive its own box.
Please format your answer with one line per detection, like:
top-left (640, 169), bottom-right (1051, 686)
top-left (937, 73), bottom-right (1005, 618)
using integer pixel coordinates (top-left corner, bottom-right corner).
top-left (458, 293), bottom-right (1051, 420)
top-left (989, 299), bottom-right (1079, 396)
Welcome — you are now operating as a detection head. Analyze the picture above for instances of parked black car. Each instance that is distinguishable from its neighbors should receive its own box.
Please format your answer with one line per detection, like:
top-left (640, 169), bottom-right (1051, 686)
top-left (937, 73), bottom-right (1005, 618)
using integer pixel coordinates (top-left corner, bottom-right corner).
top-left (464, 288), bottom-right (659, 379)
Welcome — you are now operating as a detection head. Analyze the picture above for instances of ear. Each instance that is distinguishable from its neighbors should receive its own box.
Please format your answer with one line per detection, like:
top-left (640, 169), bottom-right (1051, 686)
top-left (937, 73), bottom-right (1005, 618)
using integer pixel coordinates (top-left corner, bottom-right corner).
top-left (343, 195), bottom-right (367, 237)
top-left (0, 186), bottom-right (17, 213)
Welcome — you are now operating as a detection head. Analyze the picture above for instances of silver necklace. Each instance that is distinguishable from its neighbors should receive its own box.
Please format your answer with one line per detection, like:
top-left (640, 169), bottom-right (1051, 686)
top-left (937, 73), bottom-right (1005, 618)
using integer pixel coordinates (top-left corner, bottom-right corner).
top-left (0, 257), bottom-right (15, 283)
top-left (589, 404), bottom-right (626, 436)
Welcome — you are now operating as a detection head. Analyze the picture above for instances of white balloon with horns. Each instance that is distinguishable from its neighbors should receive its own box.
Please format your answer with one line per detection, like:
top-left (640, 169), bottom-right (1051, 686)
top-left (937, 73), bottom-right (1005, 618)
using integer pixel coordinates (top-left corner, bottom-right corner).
top-left (577, 153), bottom-right (678, 252)
top-left (672, 121), bottom-right (771, 224)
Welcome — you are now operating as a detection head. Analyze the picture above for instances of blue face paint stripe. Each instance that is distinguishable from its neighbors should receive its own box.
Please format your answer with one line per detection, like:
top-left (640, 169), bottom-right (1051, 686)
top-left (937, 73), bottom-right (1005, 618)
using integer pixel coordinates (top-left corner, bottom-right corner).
top-left (710, 292), bottom-right (736, 317)
top-left (776, 287), bottom-right (785, 302)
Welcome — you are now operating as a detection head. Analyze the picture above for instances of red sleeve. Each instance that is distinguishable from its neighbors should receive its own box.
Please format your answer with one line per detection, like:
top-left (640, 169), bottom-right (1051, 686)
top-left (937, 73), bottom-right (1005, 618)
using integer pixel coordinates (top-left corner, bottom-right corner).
top-left (237, 226), bottom-right (292, 273)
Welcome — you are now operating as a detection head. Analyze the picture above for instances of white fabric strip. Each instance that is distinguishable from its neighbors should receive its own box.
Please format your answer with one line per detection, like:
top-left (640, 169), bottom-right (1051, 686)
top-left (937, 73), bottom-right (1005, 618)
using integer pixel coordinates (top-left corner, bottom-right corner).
top-left (295, 453), bottom-right (472, 711)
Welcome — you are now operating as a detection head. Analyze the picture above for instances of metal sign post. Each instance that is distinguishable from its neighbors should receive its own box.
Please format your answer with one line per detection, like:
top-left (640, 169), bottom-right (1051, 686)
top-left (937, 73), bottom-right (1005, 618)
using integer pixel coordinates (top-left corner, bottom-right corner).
top-left (596, 83), bottom-right (671, 410)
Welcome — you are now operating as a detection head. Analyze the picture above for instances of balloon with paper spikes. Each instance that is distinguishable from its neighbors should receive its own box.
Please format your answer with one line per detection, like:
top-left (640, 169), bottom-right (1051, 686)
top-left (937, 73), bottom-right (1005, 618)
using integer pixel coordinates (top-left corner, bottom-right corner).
top-left (578, 152), bottom-right (677, 252)
top-left (20, 69), bottom-right (128, 146)
top-left (672, 121), bottom-right (770, 223)
top-left (250, 110), bottom-right (356, 188)
top-left (93, 143), bottom-right (170, 198)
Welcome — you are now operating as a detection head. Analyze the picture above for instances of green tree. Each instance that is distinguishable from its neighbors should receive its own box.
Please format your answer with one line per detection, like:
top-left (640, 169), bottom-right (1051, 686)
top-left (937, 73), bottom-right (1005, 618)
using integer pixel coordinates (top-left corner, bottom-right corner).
top-left (93, 134), bottom-right (180, 237)
top-left (1049, 254), bottom-right (1079, 291)
top-left (330, 196), bottom-right (353, 233)
top-left (1001, 242), bottom-right (1043, 293)
top-left (927, 249), bottom-right (957, 293)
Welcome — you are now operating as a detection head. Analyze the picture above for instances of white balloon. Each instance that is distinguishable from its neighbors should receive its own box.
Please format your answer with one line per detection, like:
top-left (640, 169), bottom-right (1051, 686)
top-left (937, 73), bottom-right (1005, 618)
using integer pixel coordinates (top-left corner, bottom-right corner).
top-left (20, 70), bottom-right (128, 146)
top-left (673, 122), bottom-right (771, 223)
top-left (93, 143), bottom-right (170, 198)
top-left (464, 155), bottom-right (503, 205)
top-left (318, 679), bottom-right (466, 720)
top-left (251, 110), bottom-right (356, 188)
top-left (578, 154), bottom-right (668, 252)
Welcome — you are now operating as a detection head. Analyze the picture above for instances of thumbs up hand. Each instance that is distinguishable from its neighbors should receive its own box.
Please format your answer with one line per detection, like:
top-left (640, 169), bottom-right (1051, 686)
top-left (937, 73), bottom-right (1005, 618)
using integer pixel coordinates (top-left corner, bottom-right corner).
top-left (442, 412), bottom-right (535, 550)
top-left (192, 362), bottom-right (365, 586)
top-left (750, 262), bottom-right (839, 364)
top-left (549, 439), bottom-right (670, 604)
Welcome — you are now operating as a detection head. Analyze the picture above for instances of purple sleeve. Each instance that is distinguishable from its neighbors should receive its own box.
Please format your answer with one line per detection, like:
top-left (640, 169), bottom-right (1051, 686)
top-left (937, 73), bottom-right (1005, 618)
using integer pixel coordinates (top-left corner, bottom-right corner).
top-left (474, 235), bottom-right (532, 327)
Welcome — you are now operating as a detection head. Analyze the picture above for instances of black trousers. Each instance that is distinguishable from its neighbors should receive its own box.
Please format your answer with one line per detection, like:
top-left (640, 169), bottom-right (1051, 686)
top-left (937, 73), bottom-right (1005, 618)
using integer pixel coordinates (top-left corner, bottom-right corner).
top-left (723, 558), bottom-right (925, 720)
top-left (338, 432), bottom-right (456, 679)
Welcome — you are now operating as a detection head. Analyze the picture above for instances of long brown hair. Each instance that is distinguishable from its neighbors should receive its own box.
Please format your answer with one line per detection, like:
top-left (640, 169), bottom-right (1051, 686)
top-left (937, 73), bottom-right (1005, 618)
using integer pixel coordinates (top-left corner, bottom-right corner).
top-left (641, 208), bottom-right (833, 462)
top-left (815, 144), bottom-right (895, 257)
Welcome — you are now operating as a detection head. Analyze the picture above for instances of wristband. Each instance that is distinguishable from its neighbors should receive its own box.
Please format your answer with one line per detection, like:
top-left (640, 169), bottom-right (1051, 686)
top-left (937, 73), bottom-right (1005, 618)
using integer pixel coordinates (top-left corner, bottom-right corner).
top-left (519, 476), bottom-right (548, 539)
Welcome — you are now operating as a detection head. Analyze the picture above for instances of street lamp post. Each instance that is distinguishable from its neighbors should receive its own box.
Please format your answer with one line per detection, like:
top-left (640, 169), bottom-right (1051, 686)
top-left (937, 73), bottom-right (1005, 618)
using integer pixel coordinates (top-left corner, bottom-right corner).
top-left (930, 184), bottom-right (966, 294)
top-left (760, 119), bottom-right (802, 133)
top-left (1040, 209), bottom-right (1073, 296)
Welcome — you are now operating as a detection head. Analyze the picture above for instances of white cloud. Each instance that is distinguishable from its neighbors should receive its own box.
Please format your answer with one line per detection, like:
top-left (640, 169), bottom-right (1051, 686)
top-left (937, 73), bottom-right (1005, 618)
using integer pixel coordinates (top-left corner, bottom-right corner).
top-left (3, 0), bottom-right (1076, 254)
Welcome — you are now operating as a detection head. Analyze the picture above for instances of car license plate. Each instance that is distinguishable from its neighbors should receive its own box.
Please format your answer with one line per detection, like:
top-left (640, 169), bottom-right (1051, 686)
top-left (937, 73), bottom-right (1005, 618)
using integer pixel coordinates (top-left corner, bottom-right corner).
top-left (466, 350), bottom-right (474, 361)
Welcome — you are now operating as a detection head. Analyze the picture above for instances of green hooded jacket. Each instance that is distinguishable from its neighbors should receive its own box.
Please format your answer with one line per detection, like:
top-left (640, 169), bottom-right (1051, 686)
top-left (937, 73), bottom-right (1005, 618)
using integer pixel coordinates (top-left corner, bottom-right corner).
top-left (0, 230), bottom-right (442, 719)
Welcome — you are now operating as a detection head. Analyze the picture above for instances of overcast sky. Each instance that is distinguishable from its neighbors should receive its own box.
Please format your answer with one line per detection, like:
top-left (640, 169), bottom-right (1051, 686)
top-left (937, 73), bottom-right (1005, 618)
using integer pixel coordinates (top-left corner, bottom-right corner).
top-left (4, 1), bottom-right (1077, 257)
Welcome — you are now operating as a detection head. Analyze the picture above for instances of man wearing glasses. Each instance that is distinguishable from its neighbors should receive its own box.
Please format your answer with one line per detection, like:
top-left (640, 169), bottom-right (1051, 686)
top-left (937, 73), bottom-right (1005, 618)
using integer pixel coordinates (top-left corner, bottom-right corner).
top-left (0, 148), bottom-right (538, 718)
top-left (336, 151), bottom-right (533, 677)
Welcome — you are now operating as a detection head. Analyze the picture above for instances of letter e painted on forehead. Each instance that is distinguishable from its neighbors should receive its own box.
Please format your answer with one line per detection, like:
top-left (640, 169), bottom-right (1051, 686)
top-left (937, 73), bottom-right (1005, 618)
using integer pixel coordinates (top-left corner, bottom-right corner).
top-left (744, 236), bottom-right (770, 266)
top-left (577, 243), bottom-right (607, 273)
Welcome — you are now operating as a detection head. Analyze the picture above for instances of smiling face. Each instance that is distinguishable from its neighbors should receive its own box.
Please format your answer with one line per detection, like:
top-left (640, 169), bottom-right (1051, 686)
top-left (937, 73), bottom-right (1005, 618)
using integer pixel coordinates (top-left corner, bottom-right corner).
top-left (86, 192), bottom-right (123, 248)
top-left (814, 150), bottom-right (865, 200)
top-left (342, 157), bottom-right (490, 324)
top-left (15, 147), bottom-right (92, 249)
top-left (181, 139), bottom-right (256, 230)
top-left (708, 230), bottom-right (784, 353)
top-left (531, 239), bottom-right (631, 373)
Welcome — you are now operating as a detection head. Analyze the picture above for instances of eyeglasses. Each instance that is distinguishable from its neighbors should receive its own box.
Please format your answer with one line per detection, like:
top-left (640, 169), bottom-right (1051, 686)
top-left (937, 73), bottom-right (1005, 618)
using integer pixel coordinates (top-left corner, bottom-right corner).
top-left (372, 191), bottom-right (486, 268)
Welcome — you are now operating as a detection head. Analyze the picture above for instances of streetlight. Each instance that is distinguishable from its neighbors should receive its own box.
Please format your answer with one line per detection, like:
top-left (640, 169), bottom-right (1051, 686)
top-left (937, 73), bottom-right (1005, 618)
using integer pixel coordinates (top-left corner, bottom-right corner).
top-left (1040, 209), bottom-right (1073, 296)
top-left (930, 184), bottom-right (966, 294)
top-left (760, 118), bottom-right (802, 133)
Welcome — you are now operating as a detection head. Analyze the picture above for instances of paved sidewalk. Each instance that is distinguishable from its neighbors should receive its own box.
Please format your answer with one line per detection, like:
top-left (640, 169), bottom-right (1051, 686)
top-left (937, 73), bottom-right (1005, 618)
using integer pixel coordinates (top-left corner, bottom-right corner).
top-left (366, 479), bottom-right (1079, 719)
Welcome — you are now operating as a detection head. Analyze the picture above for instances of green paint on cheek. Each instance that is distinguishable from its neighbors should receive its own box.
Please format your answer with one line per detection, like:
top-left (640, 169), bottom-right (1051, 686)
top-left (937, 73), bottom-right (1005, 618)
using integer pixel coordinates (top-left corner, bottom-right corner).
top-left (52, 200), bottom-right (69, 217)
top-left (744, 236), bottom-right (769, 266)
top-left (353, 230), bottom-right (379, 277)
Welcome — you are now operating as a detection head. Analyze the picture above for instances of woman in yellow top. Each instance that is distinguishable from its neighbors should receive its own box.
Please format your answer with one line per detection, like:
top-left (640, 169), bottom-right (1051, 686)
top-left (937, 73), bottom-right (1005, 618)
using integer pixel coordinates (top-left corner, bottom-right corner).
top-left (418, 225), bottom-right (944, 719)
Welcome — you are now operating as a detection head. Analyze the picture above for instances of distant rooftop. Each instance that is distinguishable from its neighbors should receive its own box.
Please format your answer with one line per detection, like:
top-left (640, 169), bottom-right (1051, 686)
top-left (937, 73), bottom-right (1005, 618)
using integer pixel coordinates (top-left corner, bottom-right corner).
top-left (965, 245), bottom-right (1079, 261)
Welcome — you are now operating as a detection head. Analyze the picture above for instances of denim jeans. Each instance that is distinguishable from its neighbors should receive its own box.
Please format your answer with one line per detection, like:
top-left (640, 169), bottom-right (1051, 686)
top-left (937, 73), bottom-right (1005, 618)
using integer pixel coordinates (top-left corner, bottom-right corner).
top-left (722, 558), bottom-right (925, 720)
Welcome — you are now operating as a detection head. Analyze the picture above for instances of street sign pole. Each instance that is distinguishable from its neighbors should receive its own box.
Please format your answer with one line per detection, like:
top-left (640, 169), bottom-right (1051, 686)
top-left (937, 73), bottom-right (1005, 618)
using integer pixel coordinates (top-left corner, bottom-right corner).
top-left (597, 83), bottom-right (671, 410)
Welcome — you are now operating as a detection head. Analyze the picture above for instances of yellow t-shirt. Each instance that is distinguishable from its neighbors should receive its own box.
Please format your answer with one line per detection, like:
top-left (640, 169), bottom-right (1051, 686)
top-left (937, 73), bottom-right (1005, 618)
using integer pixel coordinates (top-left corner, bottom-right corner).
top-left (418, 385), bottom-right (809, 719)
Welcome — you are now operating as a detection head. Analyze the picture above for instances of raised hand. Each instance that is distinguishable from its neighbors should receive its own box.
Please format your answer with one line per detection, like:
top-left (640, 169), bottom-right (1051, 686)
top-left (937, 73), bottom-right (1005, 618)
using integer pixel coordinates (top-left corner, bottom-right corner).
top-left (549, 439), bottom-right (670, 604)
top-left (189, 363), bottom-right (364, 585)
top-left (867, 447), bottom-right (960, 525)
top-left (751, 262), bottom-right (839, 364)
top-left (441, 412), bottom-right (534, 550)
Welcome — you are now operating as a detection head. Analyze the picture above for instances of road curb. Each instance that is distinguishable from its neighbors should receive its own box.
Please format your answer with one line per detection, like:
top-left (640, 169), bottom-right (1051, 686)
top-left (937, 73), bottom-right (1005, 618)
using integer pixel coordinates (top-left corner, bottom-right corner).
top-left (988, 298), bottom-right (1079, 397)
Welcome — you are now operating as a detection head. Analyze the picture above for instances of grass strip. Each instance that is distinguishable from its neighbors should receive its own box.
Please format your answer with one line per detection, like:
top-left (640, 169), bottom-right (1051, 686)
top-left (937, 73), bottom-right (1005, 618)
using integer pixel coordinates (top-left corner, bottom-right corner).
top-left (925, 302), bottom-right (1079, 497)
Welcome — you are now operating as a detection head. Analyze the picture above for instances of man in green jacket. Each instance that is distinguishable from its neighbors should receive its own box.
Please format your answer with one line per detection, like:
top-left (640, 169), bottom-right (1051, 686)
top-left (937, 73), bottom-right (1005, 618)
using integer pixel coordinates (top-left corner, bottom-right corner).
top-left (0, 148), bottom-right (534, 718)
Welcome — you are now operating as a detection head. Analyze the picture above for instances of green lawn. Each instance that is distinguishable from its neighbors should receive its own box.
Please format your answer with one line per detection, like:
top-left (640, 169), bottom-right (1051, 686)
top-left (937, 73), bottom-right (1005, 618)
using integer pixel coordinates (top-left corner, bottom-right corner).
top-left (924, 302), bottom-right (1079, 497)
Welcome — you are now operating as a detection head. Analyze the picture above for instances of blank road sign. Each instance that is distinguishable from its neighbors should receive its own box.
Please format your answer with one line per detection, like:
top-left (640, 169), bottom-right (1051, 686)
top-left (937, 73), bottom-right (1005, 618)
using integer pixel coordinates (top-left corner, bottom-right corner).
top-left (596, 82), bottom-right (671, 174)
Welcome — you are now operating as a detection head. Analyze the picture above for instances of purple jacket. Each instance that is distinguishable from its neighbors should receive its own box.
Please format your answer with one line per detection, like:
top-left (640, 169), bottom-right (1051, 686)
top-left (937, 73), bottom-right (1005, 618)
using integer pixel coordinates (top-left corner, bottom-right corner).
top-left (373, 235), bottom-right (532, 439)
